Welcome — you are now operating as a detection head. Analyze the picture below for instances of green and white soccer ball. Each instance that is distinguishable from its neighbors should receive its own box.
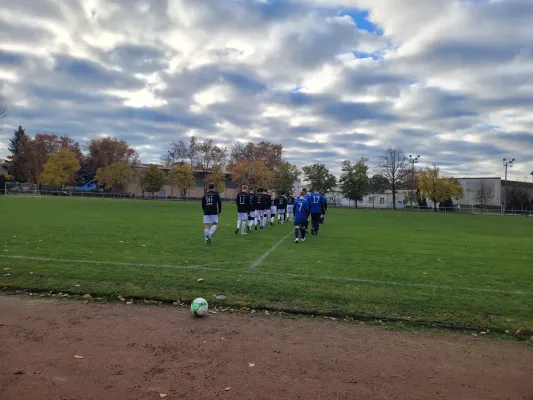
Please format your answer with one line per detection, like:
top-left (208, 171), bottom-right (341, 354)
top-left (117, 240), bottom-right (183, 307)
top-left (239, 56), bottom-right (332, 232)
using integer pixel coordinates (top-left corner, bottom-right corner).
top-left (191, 297), bottom-right (208, 317)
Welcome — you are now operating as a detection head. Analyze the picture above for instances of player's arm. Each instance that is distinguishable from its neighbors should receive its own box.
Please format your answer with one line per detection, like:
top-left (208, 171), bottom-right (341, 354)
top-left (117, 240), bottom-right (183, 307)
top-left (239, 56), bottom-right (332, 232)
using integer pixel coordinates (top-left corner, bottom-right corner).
top-left (201, 195), bottom-right (206, 211)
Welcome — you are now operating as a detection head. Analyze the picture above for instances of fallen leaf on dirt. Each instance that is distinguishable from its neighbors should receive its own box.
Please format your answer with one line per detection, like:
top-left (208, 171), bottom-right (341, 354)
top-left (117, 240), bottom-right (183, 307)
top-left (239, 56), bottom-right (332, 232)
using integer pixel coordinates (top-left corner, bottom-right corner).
top-left (197, 278), bottom-right (204, 282)
top-left (480, 331), bottom-right (487, 335)
top-left (208, 311), bottom-right (217, 314)
top-left (13, 370), bottom-right (25, 375)
top-left (2, 286), bottom-right (9, 291)
top-left (248, 363), bottom-right (255, 367)
top-left (159, 394), bottom-right (167, 398)
top-left (118, 297), bottom-right (125, 301)
top-left (82, 294), bottom-right (92, 299)
top-left (172, 301), bottom-right (178, 306)
top-left (73, 355), bottom-right (84, 359)
top-left (126, 301), bottom-right (133, 305)
top-left (240, 306), bottom-right (247, 312)
top-left (264, 311), bottom-right (269, 315)
top-left (203, 341), bottom-right (207, 344)
top-left (359, 321), bottom-right (365, 325)
top-left (516, 329), bottom-right (521, 334)
top-left (221, 337), bottom-right (225, 340)
top-left (472, 334), bottom-right (478, 337)
top-left (84, 301), bottom-right (89, 304)
top-left (224, 387), bottom-right (232, 391)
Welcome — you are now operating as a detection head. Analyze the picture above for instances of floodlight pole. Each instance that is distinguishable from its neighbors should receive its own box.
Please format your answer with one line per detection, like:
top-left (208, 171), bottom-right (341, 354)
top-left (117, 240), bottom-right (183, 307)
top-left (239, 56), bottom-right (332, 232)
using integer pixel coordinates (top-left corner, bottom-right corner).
top-left (502, 157), bottom-right (515, 214)
top-left (408, 155), bottom-right (420, 207)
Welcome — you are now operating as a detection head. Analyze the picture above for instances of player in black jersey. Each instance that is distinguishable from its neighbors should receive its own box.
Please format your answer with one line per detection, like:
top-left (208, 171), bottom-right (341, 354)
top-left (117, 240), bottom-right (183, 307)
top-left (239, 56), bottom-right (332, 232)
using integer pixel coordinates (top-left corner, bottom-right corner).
top-left (276, 191), bottom-right (287, 224)
top-left (201, 183), bottom-right (222, 244)
top-left (235, 185), bottom-right (251, 235)
top-left (287, 193), bottom-right (296, 221)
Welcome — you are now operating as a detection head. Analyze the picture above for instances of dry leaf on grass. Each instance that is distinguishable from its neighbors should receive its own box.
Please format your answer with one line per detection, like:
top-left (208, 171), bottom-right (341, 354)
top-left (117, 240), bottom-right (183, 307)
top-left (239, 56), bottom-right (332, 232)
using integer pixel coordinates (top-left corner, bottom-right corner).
top-left (423, 272), bottom-right (428, 275)
top-left (73, 355), bottom-right (84, 359)
top-left (159, 394), bottom-right (167, 398)
top-left (224, 387), bottom-right (232, 391)
top-left (197, 278), bottom-right (204, 282)
top-left (81, 294), bottom-right (92, 299)
top-left (126, 301), bottom-right (133, 305)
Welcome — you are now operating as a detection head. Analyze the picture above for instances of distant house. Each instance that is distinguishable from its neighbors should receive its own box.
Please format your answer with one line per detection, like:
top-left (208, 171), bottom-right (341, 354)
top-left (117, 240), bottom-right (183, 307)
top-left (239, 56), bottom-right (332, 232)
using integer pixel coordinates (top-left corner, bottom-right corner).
top-left (127, 164), bottom-right (239, 199)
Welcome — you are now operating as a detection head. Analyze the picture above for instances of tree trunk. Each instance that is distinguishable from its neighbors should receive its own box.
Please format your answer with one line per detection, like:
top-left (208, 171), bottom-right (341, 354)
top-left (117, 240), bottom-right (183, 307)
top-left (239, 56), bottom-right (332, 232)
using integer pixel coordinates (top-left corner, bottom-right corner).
top-left (433, 198), bottom-right (438, 212)
top-left (392, 182), bottom-right (396, 210)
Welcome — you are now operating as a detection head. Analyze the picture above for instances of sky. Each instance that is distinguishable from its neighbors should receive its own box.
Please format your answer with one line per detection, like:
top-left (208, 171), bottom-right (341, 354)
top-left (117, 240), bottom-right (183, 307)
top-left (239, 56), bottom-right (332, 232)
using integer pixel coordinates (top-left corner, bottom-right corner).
top-left (0, 0), bottom-right (532, 180)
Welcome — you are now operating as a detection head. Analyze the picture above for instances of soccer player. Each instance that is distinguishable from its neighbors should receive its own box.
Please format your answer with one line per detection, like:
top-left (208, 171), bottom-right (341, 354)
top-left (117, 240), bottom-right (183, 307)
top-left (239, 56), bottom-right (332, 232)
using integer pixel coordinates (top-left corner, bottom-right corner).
top-left (293, 191), bottom-right (310, 243)
top-left (202, 183), bottom-right (221, 244)
top-left (303, 188), bottom-right (312, 230)
top-left (287, 192), bottom-right (295, 221)
top-left (310, 189), bottom-right (326, 235)
top-left (276, 191), bottom-right (287, 224)
top-left (235, 185), bottom-right (250, 235)
top-left (256, 188), bottom-right (266, 229)
top-left (320, 193), bottom-right (328, 224)
top-left (248, 190), bottom-right (256, 232)
top-left (270, 191), bottom-right (277, 225)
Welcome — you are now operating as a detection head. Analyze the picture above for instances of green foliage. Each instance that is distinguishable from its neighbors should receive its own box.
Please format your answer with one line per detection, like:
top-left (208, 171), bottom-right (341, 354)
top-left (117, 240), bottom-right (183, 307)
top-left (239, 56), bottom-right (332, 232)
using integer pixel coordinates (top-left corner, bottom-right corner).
top-left (169, 163), bottom-right (195, 196)
top-left (274, 162), bottom-right (300, 193)
top-left (139, 164), bottom-right (166, 195)
top-left (302, 164), bottom-right (336, 193)
top-left (206, 165), bottom-right (226, 193)
top-left (8, 126), bottom-right (28, 155)
top-left (40, 148), bottom-right (81, 188)
top-left (95, 162), bottom-right (133, 191)
top-left (339, 159), bottom-right (370, 207)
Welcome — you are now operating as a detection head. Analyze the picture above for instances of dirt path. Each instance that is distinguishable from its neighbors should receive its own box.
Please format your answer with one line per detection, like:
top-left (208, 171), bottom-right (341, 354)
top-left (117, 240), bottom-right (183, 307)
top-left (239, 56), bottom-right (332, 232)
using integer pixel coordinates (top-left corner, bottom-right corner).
top-left (1, 296), bottom-right (532, 400)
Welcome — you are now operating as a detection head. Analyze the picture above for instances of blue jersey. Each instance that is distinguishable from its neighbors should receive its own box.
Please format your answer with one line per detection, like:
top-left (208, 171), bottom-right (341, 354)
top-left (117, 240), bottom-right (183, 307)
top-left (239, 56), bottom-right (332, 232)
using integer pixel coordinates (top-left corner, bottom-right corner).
top-left (310, 193), bottom-right (325, 214)
top-left (304, 193), bottom-right (312, 208)
top-left (293, 198), bottom-right (310, 223)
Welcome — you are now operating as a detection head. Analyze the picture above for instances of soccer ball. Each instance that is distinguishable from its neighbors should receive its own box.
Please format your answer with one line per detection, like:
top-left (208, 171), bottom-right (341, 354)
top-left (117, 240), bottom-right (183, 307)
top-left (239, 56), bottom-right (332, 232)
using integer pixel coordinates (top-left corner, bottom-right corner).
top-left (191, 298), bottom-right (208, 317)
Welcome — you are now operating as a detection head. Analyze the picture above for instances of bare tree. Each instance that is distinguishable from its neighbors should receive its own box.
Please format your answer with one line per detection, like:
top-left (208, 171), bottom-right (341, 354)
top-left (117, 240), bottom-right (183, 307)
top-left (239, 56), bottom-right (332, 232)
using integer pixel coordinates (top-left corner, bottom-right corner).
top-left (165, 136), bottom-right (200, 168)
top-left (376, 148), bottom-right (409, 210)
top-left (0, 83), bottom-right (7, 121)
top-left (473, 181), bottom-right (495, 205)
top-left (196, 138), bottom-right (227, 174)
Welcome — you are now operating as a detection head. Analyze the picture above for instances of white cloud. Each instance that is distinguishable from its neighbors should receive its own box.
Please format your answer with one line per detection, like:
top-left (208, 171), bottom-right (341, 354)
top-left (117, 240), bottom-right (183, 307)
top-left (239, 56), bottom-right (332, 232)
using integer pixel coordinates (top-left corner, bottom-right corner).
top-left (0, 0), bottom-right (532, 178)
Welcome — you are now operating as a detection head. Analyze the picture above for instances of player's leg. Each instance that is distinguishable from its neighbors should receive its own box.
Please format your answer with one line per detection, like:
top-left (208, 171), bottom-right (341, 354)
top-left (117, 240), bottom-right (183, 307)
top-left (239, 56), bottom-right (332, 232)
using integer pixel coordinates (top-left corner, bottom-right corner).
top-left (240, 214), bottom-right (247, 234)
top-left (248, 214), bottom-right (254, 232)
top-left (235, 216), bottom-right (241, 234)
top-left (294, 220), bottom-right (300, 243)
top-left (208, 215), bottom-right (218, 239)
top-left (300, 223), bottom-right (307, 242)
top-left (204, 223), bottom-right (211, 243)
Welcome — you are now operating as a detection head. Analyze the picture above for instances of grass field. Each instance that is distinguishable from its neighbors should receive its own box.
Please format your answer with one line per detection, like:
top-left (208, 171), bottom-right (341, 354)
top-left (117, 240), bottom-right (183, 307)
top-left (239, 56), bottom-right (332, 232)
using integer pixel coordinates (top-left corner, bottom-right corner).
top-left (1, 197), bottom-right (532, 332)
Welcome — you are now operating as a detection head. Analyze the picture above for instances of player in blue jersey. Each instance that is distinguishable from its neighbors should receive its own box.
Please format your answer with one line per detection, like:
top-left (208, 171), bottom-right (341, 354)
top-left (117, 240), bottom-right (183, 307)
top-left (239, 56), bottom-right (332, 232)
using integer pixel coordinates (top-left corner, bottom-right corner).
top-left (310, 189), bottom-right (326, 235)
top-left (302, 188), bottom-right (312, 231)
top-left (320, 193), bottom-right (327, 224)
top-left (293, 192), bottom-right (310, 243)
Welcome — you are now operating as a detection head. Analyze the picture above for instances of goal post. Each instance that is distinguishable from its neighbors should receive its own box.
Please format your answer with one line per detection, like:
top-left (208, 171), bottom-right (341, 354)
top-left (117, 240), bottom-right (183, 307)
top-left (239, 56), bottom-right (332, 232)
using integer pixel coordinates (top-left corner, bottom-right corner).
top-left (5, 182), bottom-right (41, 196)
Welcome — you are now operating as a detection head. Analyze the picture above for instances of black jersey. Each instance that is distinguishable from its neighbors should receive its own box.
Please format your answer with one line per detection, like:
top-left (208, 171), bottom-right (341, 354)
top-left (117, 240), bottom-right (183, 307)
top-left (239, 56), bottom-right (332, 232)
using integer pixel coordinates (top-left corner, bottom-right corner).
top-left (287, 195), bottom-right (295, 205)
top-left (236, 191), bottom-right (250, 213)
top-left (265, 195), bottom-right (272, 208)
top-left (248, 194), bottom-right (257, 211)
top-left (277, 196), bottom-right (287, 209)
top-left (202, 190), bottom-right (222, 215)
top-left (256, 193), bottom-right (266, 210)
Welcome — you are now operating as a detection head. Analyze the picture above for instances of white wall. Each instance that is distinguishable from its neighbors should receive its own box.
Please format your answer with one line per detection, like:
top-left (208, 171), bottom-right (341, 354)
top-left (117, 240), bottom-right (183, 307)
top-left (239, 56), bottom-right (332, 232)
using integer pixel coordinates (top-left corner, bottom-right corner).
top-left (458, 178), bottom-right (502, 206)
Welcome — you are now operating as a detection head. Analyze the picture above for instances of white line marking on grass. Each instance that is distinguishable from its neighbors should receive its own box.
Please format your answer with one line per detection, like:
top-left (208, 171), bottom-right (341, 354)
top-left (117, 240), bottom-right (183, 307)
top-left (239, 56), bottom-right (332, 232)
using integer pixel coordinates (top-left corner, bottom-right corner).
top-left (248, 231), bottom-right (293, 271)
top-left (2, 255), bottom-right (530, 295)
top-left (0, 255), bottom-right (223, 272)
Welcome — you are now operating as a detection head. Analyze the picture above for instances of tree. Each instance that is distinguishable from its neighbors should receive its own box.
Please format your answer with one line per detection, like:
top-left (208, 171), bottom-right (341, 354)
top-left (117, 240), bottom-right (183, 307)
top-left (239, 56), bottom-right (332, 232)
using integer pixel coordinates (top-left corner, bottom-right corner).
top-left (139, 165), bottom-right (166, 196)
top-left (302, 164), bottom-right (336, 194)
top-left (230, 141), bottom-right (283, 170)
top-left (369, 174), bottom-right (389, 208)
top-left (16, 133), bottom-right (82, 184)
top-left (197, 139), bottom-right (227, 175)
top-left (169, 163), bottom-right (195, 197)
top-left (273, 162), bottom-right (300, 193)
top-left (205, 164), bottom-right (226, 193)
top-left (339, 159), bottom-right (370, 208)
top-left (8, 126), bottom-right (28, 155)
top-left (376, 148), bottom-right (409, 210)
top-left (473, 181), bottom-right (495, 205)
top-left (40, 148), bottom-right (81, 189)
top-left (6, 126), bottom-right (30, 182)
top-left (418, 165), bottom-right (463, 211)
top-left (0, 83), bottom-right (7, 121)
top-left (95, 162), bottom-right (133, 192)
top-left (230, 160), bottom-right (272, 190)
top-left (87, 137), bottom-right (139, 177)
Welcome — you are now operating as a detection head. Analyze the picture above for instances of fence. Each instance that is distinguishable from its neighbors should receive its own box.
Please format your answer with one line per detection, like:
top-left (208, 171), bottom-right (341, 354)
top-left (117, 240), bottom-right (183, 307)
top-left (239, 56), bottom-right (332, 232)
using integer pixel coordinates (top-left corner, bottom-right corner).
top-left (3, 189), bottom-right (532, 216)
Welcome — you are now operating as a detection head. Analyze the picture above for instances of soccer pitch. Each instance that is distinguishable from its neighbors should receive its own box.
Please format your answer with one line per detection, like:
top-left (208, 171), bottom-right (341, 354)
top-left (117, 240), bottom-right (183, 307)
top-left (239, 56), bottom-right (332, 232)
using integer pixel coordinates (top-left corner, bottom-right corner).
top-left (1, 197), bottom-right (532, 332)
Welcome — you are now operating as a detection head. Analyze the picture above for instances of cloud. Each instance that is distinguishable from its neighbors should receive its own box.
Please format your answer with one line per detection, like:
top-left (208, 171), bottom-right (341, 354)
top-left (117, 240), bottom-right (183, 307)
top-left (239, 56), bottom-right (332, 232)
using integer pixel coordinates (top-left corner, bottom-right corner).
top-left (1, 0), bottom-right (532, 180)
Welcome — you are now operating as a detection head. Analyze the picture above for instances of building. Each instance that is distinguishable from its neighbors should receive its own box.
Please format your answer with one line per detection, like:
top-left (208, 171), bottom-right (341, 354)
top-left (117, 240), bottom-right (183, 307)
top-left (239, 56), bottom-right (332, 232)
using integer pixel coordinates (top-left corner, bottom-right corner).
top-left (126, 164), bottom-right (239, 200)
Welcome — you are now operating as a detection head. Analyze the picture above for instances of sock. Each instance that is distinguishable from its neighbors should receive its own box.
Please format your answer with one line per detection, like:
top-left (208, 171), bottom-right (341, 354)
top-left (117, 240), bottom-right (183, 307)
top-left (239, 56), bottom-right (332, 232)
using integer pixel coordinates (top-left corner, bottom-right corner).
top-left (271, 216), bottom-right (274, 224)
top-left (248, 220), bottom-right (254, 229)
top-left (237, 220), bottom-right (241, 229)
top-left (209, 225), bottom-right (217, 236)
top-left (204, 229), bottom-right (209, 239)
top-left (294, 228), bottom-right (299, 239)
top-left (241, 222), bottom-right (246, 234)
